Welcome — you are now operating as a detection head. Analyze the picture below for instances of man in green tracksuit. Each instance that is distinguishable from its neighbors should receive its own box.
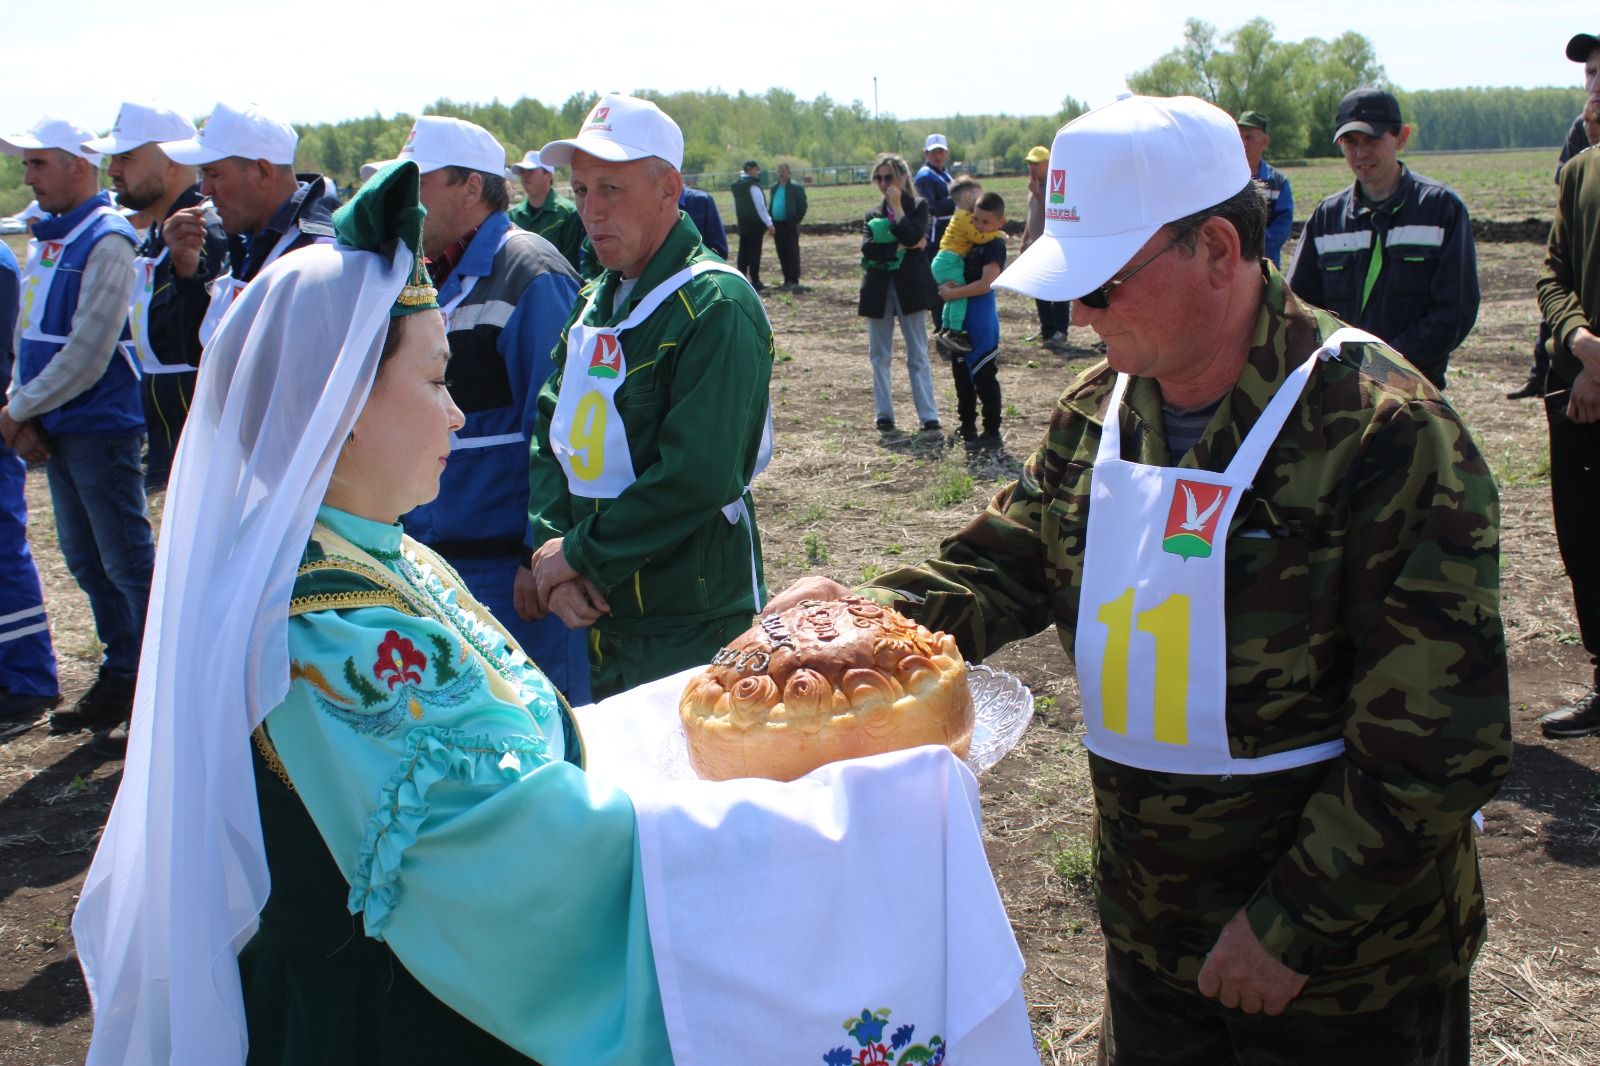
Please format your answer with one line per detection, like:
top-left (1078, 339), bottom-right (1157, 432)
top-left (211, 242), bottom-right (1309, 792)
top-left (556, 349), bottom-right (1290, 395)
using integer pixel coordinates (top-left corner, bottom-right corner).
top-left (520, 95), bottom-right (773, 700)
top-left (508, 148), bottom-right (585, 273)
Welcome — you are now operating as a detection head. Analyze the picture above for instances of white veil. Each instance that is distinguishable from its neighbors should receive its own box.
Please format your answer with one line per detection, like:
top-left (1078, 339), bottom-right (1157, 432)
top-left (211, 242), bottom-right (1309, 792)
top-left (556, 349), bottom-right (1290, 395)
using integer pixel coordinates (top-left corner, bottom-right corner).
top-left (72, 239), bottom-right (412, 1065)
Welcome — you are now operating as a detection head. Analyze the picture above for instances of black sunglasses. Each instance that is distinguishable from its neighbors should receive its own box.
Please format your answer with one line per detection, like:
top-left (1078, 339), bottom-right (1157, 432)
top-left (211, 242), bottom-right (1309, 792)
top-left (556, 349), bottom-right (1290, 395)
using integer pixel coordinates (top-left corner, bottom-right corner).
top-left (872, 172), bottom-right (895, 184)
top-left (1078, 239), bottom-right (1179, 310)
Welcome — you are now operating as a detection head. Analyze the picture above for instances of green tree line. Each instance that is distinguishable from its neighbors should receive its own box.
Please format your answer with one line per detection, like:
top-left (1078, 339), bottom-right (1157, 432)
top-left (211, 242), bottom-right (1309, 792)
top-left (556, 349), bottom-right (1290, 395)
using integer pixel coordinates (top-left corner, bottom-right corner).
top-left (0, 35), bottom-right (1584, 216)
top-left (1127, 18), bottom-right (1584, 158)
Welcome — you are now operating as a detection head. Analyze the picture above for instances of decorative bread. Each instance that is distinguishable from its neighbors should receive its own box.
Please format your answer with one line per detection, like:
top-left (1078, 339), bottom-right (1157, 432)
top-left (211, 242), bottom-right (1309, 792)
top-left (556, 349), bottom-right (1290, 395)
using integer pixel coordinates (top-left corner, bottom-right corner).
top-left (679, 597), bottom-right (973, 781)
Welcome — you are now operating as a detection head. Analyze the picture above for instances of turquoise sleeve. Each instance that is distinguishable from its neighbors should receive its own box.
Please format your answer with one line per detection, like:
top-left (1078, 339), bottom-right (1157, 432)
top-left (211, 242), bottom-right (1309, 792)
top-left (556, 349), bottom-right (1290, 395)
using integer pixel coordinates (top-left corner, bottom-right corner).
top-left (266, 606), bottom-right (671, 1064)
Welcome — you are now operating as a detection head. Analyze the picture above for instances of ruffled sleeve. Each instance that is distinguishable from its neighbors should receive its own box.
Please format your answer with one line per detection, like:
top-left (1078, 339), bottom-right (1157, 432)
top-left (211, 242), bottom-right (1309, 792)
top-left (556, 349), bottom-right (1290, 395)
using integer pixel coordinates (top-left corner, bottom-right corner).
top-left (263, 603), bottom-right (670, 1065)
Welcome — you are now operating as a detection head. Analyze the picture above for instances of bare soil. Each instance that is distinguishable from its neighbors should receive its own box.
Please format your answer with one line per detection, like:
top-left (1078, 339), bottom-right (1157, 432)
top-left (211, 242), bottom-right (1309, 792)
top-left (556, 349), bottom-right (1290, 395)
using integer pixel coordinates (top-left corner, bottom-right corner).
top-left (2, 229), bottom-right (1595, 1066)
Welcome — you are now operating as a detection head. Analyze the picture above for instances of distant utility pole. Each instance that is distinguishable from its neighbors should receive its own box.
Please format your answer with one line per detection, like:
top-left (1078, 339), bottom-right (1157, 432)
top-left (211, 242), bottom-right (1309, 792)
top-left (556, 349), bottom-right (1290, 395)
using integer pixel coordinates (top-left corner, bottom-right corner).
top-left (874, 76), bottom-right (880, 149)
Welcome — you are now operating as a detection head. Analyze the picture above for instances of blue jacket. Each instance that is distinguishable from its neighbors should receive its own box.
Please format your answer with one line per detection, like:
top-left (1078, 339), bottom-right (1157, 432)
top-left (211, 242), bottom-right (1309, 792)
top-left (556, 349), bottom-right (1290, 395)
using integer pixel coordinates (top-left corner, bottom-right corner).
top-left (403, 212), bottom-right (581, 554)
top-left (1286, 166), bottom-right (1478, 387)
top-left (913, 164), bottom-right (955, 244)
top-left (0, 242), bottom-right (17, 394)
top-left (1256, 159), bottom-right (1295, 267)
top-left (15, 193), bottom-right (142, 434)
top-left (678, 189), bottom-right (728, 259)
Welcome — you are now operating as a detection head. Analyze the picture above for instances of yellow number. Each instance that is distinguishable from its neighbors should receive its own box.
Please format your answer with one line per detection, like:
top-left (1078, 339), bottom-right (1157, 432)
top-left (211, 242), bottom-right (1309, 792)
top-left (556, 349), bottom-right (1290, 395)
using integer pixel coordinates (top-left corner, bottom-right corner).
top-left (17, 282), bottom-right (37, 332)
top-left (1095, 587), bottom-right (1134, 736)
top-left (567, 391), bottom-right (607, 481)
top-left (1136, 593), bottom-right (1190, 745)
top-left (1096, 589), bottom-right (1191, 745)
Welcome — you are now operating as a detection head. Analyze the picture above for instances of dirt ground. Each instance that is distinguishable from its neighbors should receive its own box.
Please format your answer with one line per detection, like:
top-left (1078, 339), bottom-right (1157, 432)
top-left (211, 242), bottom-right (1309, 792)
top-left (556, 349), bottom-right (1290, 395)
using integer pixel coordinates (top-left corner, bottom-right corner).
top-left (2, 227), bottom-right (1596, 1065)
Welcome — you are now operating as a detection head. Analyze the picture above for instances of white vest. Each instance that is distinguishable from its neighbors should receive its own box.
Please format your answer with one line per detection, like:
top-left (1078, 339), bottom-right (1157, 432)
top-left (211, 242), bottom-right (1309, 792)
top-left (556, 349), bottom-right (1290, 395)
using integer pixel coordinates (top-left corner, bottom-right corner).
top-left (1073, 328), bottom-right (1379, 775)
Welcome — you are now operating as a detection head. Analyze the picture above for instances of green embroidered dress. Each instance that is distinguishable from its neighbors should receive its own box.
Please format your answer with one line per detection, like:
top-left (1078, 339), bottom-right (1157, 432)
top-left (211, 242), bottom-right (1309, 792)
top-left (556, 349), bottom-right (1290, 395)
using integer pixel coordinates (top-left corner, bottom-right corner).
top-left (241, 506), bottom-right (670, 1064)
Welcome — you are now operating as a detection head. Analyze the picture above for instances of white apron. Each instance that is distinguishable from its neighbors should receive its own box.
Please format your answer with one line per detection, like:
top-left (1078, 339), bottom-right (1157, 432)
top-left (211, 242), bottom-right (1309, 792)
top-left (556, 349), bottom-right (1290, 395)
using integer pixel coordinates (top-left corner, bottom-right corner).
top-left (549, 261), bottom-right (775, 606)
top-left (1074, 328), bottom-right (1379, 776)
top-left (197, 224), bottom-right (314, 349)
top-left (17, 208), bottom-right (140, 379)
top-left (126, 248), bottom-right (192, 376)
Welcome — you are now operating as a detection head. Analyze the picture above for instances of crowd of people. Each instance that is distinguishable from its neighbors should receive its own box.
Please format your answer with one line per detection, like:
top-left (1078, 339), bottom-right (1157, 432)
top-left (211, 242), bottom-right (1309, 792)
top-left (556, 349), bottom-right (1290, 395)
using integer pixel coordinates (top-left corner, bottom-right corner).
top-left (0, 26), bottom-right (1593, 1066)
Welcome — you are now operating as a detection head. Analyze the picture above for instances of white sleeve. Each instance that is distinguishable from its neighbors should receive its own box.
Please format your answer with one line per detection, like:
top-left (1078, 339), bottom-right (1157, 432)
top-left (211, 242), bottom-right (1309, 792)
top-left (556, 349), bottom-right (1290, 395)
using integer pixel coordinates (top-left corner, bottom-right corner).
top-left (750, 185), bottom-right (773, 227)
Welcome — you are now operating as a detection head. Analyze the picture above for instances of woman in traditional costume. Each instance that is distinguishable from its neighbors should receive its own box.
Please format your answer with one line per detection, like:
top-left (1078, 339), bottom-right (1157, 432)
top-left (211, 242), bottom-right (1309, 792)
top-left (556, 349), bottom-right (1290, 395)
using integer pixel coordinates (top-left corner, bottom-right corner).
top-left (72, 162), bottom-right (1036, 1066)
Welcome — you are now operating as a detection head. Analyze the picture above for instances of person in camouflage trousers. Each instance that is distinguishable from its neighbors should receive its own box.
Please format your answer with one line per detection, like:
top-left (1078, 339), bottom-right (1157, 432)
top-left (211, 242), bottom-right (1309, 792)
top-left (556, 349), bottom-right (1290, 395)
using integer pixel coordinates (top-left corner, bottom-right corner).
top-left (768, 96), bottom-right (1510, 1066)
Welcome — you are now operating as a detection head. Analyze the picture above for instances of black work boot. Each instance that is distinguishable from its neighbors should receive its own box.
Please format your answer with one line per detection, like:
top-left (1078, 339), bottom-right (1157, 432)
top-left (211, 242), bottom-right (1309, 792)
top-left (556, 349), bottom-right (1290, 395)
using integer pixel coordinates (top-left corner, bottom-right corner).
top-left (49, 672), bottom-right (136, 734)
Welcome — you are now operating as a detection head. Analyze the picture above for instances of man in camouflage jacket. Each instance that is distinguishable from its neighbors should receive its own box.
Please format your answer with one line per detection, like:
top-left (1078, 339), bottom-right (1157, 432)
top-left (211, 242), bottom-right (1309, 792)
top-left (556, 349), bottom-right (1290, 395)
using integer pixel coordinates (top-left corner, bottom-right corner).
top-left (770, 96), bottom-right (1509, 1064)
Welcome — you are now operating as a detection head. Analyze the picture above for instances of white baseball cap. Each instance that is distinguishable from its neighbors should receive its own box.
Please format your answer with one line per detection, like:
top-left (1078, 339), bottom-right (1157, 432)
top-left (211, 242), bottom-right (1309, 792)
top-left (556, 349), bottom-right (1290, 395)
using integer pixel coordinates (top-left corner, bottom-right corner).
top-left (511, 149), bottom-right (554, 174)
top-left (160, 102), bottom-right (297, 166)
top-left (924, 133), bottom-right (948, 152)
top-left (995, 95), bottom-right (1251, 302)
top-left (360, 115), bottom-right (507, 180)
top-left (0, 116), bottom-right (102, 165)
top-left (83, 102), bottom-right (197, 156)
top-left (539, 94), bottom-right (683, 171)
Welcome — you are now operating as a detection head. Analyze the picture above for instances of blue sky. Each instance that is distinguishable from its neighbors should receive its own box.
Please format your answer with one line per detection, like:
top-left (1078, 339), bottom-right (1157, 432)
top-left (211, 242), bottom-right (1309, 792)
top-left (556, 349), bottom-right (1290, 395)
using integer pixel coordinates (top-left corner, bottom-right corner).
top-left (1, 0), bottom-right (1591, 138)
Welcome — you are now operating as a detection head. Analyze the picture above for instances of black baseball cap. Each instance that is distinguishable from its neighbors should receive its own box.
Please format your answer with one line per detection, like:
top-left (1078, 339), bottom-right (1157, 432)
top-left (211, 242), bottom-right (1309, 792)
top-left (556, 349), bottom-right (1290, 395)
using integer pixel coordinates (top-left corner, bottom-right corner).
top-left (743, 159), bottom-right (759, 170)
top-left (1333, 88), bottom-right (1403, 142)
top-left (1568, 34), bottom-right (1600, 62)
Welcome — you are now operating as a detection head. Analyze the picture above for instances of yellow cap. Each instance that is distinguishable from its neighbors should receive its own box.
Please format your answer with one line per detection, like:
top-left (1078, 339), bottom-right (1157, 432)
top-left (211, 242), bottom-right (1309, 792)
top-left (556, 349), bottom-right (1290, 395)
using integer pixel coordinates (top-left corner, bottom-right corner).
top-left (1024, 145), bottom-right (1050, 164)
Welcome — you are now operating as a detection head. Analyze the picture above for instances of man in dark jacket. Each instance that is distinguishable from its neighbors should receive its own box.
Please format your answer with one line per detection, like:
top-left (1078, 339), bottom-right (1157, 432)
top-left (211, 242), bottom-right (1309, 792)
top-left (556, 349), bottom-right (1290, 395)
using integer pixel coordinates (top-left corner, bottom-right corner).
top-left (1533, 30), bottom-right (1600, 740)
top-left (89, 102), bottom-right (228, 491)
top-left (509, 148), bottom-right (584, 273)
top-left (678, 183), bottom-right (728, 258)
top-left (914, 134), bottom-right (956, 245)
top-left (161, 103), bottom-right (339, 348)
top-left (730, 160), bottom-right (773, 290)
top-left (1287, 90), bottom-right (1478, 389)
top-left (769, 162), bottom-right (808, 287)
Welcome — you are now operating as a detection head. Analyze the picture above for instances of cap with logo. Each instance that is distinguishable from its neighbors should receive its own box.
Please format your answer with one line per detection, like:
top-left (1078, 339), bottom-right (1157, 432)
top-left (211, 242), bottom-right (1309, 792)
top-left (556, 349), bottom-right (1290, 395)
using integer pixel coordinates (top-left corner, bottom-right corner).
top-left (994, 95), bottom-right (1250, 303)
top-left (0, 116), bottom-right (103, 165)
top-left (1568, 33), bottom-right (1600, 62)
top-left (83, 103), bottom-right (196, 156)
top-left (161, 102), bottom-right (297, 166)
top-left (1332, 89), bottom-right (1403, 142)
top-left (512, 149), bottom-right (554, 174)
top-left (1236, 110), bottom-right (1269, 132)
top-left (361, 115), bottom-right (506, 181)
top-left (1024, 145), bottom-right (1050, 164)
top-left (539, 94), bottom-right (684, 171)
top-left (924, 133), bottom-right (948, 152)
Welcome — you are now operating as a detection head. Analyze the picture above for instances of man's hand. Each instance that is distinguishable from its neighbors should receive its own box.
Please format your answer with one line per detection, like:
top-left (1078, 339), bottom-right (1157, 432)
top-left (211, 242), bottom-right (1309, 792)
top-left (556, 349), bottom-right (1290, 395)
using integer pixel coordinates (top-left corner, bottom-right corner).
top-left (1196, 909), bottom-right (1308, 1016)
top-left (529, 540), bottom-right (581, 611)
top-left (1569, 366), bottom-right (1600, 424)
top-left (11, 423), bottom-right (49, 463)
top-left (163, 206), bottom-right (210, 279)
top-left (545, 578), bottom-right (611, 628)
top-left (762, 576), bottom-right (853, 616)
top-left (0, 406), bottom-right (20, 448)
top-left (513, 564), bottom-right (545, 620)
top-left (767, 224), bottom-right (776, 237)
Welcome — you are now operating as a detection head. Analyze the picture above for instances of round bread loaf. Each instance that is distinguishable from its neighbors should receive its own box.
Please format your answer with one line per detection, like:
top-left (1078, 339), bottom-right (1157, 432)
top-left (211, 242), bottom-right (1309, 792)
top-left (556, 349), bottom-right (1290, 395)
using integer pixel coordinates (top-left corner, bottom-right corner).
top-left (679, 597), bottom-right (973, 781)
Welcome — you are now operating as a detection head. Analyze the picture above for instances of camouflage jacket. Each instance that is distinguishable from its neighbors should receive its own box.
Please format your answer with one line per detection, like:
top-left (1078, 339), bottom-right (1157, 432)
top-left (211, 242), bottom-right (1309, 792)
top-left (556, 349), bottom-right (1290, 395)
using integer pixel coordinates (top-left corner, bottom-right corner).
top-left (864, 264), bottom-right (1511, 1014)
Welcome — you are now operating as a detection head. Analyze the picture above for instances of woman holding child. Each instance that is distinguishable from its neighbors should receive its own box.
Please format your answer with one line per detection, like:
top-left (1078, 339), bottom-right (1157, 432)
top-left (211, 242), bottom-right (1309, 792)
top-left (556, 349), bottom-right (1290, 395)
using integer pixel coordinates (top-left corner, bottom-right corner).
top-left (858, 152), bottom-right (942, 435)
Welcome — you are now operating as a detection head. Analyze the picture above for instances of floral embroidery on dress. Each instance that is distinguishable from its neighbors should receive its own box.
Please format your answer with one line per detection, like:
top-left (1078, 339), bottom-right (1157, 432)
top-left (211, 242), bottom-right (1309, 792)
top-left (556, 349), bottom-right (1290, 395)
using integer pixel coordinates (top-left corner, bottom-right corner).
top-left (823, 1009), bottom-right (945, 1065)
top-left (292, 628), bottom-right (485, 736)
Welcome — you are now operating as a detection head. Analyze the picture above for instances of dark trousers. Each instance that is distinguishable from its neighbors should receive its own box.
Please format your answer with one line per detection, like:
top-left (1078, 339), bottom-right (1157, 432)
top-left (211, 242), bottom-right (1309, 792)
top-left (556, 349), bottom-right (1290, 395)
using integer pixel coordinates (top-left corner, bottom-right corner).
top-left (1037, 298), bottom-right (1071, 339)
top-left (1546, 387), bottom-right (1600, 684)
top-left (1097, 947), bottom-right (1470, 1066)
top-left (772, 219), bottom-right (801, 284)
top-left (141, 368), bottom-right (196, 491)
top-left (1527, 321), bottom-right (1552, 384)
top-left (736, 222), bottom-right (766, 288)
top-left (952, 350), bottom-right (1001, 436)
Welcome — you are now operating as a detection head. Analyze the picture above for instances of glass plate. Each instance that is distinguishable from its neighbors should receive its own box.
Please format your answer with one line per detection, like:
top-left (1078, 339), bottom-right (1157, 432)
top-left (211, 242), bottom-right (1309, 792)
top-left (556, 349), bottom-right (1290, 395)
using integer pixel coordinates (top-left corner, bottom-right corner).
top-left (662, 664), bottom-right (1034, 780)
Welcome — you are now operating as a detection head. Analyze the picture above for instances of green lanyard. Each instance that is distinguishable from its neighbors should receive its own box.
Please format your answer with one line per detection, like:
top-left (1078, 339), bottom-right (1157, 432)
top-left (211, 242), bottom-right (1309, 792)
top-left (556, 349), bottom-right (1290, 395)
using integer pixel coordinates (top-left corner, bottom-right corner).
top-left (1360, 230), bottom-right (1384, 314)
